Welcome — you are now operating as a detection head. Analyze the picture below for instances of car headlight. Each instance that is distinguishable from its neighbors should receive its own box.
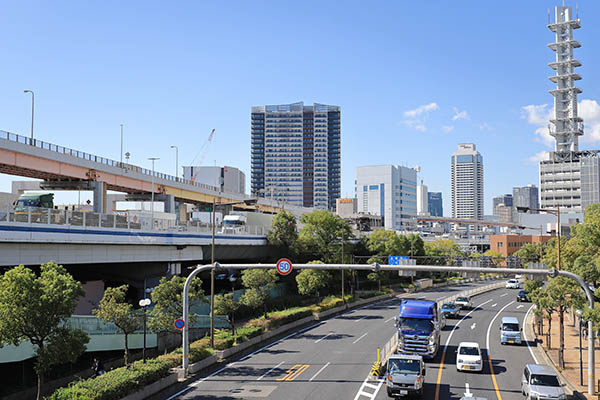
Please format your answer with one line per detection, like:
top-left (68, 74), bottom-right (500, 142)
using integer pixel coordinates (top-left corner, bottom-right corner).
top-left (415, 377), bottom-right (422, 388)
top-left (458, 359), bottom-right (464, 364)
top-left (428, 335), bottom-right (435, 345)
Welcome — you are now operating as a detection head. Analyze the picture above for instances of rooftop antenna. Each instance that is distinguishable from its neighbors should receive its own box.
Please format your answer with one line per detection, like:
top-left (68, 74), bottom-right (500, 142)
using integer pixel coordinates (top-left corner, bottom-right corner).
top-left (576, 3), bottom-right (579, 19)
top-left (547, 8), bottom-right (551, 25)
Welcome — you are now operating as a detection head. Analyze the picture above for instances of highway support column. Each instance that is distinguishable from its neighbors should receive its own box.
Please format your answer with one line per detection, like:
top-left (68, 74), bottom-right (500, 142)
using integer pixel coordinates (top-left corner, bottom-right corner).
top-left (93, 181), bottom-right (106, 214)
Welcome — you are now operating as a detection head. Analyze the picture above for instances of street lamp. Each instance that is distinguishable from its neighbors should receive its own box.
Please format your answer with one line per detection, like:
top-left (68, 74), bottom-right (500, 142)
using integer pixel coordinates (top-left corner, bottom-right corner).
top-left (516, 206), bottom-right (561, 270)
top-left (120, 124), bottom-right (124, 167)
top-left (23, 90), bottom-right (34, 141)
top-left (209, 198), bottom-right (257, 348)
top-left (138, 298), bottom-right (151, 363)
top-left (148, 157), bottom-right (160, 229)
top-left (576, 309), bottom-right (583, 386)
top-left (170, 145), bottom-right (178, 181)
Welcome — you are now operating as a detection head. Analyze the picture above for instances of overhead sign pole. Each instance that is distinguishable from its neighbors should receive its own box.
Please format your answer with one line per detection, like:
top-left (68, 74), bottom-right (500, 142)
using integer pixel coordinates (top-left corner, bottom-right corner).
top-left (181, 263), bottom-right (594, 393)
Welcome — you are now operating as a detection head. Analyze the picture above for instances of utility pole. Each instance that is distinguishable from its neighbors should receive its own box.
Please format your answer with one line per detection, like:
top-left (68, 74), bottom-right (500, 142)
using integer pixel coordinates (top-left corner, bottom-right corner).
top-left (120, 124), bottom-right (124, 167)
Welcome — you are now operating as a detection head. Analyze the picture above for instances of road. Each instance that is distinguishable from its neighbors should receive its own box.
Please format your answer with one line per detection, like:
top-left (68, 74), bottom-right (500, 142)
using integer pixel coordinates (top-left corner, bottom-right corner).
top-left (165, 281), bottom-right (535, 400)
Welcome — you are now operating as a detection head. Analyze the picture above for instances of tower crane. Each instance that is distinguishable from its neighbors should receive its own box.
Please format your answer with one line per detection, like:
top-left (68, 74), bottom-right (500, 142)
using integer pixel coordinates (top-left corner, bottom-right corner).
top-left (190, 129), bottom-right (216, 183)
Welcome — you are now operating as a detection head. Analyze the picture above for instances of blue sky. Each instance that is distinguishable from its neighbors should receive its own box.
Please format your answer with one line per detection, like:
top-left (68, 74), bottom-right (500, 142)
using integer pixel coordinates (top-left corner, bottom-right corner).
top-left (1, 1), bottom-right (599, 215)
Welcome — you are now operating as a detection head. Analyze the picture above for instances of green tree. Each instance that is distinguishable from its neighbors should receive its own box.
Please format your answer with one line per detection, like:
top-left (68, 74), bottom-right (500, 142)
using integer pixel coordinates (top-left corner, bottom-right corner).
top-left (513, 243), bottom-right (542, 264)
top-left (148, 275), bottom-right (204, 334)
top-left (483, 250), bottom-right (505, 266)
top-left (267, 211), bottom-right (298, 251)
top-left (298, 210), bottom-right (353, 263)
top-left (296, 261), bottom-right (331, 300)
top-left (570, 254), bottom-right (600, 288)
top-left (240, 269), bottom-right (278, 318)
top-left (530, 288), bottom-right (556, 349)
top-left (0, 263), bottom-right (89, 400)
top-left (366, 229), bottom-right (406, 257)
top-left (93, 285), bottom-right (140, 366)
top-left (406, 234), bottom-right (425, 258)
top-left (424, 239), bottom-right (464, 265)
top-left (572, 203), bottom-right (600, 250)
top-left (214, 293), bottom-right (240, 344)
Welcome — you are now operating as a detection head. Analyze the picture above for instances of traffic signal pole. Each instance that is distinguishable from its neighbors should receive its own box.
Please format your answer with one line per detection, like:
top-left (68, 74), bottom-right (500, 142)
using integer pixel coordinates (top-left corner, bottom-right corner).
top-left (181, 263), bottom-right (595, 394)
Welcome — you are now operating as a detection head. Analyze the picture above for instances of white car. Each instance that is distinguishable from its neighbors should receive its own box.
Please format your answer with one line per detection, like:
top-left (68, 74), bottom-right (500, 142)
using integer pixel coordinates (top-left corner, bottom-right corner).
top-left (455, 296), bottom-right (472, 310)
top-left (506, 279), bottom-right (520, 289)
top-left (456, 342), bottom-right (483, 372)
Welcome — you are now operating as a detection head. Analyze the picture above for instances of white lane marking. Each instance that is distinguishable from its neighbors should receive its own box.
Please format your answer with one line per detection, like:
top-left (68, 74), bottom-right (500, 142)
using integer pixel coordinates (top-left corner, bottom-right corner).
top-left (523, 304), bottom-right (539, 364)
top-left (500, 293), bottom-right (508, 297)
top-left (353, 332), bottom-right (368, 344)
top-left (309, 361), bottom-right (330, 382)
top-left (364, 382), bottom-right (380, 390)
top-left (443, 299), bottom-right (490, 348)
top-left (385, 316), bottom-right (396, 323)
top-left (355, 315), bottom-right (367, 322)
top-left (257, 361), bottom-right (285, 381)
top-left (491, 303), bottom-right (497, 308)
top-left (315, 331), bottom-right (334, 343)
top-left (486, 300), bottom-right (516, 353)
top-left (464, 382), bottom-right (472, 397)
top-left (353, 374), bottom-right (385, 400)
top-left (517, 305), bottom-right (524, 309)
top-left (471, 323), bottom-right (477, 330)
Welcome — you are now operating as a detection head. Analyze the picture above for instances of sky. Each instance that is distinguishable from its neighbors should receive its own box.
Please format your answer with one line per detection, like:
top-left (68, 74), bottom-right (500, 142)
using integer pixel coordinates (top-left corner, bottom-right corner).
top-left (1, 1), bottom-right (599, 216)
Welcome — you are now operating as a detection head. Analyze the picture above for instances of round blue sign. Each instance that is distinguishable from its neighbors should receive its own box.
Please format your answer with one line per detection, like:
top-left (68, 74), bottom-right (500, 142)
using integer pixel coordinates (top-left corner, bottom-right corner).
top-left (174, 318), bottom-right (185, 330)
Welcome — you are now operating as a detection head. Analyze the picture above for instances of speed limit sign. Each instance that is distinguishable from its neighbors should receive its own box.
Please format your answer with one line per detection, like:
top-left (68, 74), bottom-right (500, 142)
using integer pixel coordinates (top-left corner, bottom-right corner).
top-left (276, 258), bottom-right (293, 276)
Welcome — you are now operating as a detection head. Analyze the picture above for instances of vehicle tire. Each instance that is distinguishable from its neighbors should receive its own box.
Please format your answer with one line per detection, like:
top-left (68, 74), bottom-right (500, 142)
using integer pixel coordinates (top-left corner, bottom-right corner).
top-left (418, 387), bottom-right (424, 397)
top-left (387, 387), bottom-right (393, 398)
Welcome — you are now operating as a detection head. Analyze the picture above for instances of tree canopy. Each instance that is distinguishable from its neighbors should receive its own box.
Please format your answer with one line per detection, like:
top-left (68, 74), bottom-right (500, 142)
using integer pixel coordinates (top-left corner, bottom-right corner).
top-left (267, 211), bottom-right (298, 250)
top-left (298, 210), bottom-right (353, 263)
top-left (0, 263), bottom-right (89, 400)
top-left (240, 269), bottom-right (279, 318)
top-left (148, 275), bottom-right (204, 333)
top-left (296, 261), bottom-right (331, 299)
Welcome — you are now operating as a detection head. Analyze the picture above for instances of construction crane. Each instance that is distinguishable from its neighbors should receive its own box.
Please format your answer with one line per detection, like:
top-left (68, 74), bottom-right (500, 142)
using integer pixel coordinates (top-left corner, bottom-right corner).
top-left (190, 129), bottom-right (216, 183)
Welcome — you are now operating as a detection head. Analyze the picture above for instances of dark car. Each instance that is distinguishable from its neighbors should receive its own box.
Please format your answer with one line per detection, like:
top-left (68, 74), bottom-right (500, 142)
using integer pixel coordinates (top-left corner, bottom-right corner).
top-left (441, 302), bottom-right (460, 319)
top-left (516, 290), bottom-right (529, 302)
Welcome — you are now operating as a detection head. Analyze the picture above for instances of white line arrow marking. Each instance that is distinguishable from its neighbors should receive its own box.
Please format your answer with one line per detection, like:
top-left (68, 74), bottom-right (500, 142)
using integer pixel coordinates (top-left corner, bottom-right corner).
top-left (464, 382), bottom-right (473, 397)
top-left (471, 323), bottom-right (476, 330)
top-left (517, 305), bottom-right (524, 309)
top-left (491, 303), bottom-right (497, 308)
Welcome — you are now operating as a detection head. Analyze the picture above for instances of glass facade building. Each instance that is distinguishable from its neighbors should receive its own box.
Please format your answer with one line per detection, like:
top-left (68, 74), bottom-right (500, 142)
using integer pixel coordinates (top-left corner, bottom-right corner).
top-left (427, 192), bottom-right (443, 217)
top-left (251, 102), bottom-right (340, 210)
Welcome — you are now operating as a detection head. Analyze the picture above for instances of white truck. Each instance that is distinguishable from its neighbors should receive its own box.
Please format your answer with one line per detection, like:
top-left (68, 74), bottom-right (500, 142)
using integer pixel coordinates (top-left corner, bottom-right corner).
top-left (221, 214), bottom-right (247, 234)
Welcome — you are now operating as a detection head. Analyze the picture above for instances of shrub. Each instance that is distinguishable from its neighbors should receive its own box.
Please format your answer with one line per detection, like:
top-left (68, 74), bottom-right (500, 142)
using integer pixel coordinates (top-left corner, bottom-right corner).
top-left (264, 307), bottom-right (313, 330)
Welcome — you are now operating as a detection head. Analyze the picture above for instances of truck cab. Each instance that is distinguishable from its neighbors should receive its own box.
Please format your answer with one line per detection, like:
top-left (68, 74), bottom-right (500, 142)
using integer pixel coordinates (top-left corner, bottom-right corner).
top-left (220, 214), bottom-right (247, 234)
top-left (386, 354), bottom-right (425, 398)
top-left (394, 299), bottom-right (441, 359)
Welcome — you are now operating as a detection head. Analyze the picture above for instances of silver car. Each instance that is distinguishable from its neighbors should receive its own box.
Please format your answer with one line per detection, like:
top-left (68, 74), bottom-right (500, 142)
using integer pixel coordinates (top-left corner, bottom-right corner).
top-left (521, 364), bottom-right (566, 400)
top-left (455, 296), bottom-right (472, 310)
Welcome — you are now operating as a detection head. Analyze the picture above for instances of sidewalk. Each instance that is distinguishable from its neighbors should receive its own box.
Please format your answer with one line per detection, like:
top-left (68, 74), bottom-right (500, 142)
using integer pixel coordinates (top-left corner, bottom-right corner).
top-left (528, 307), bottom-right (598, 399)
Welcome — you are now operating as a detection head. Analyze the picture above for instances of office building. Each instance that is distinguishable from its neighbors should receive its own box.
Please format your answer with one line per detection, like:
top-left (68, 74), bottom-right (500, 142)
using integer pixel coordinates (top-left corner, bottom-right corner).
top-left (492, 194), bottom-right (514, 223)
top-left (513, 185), bottom-right (539, 213)
top-left (490, 234), bottom-right (551, 261)
top-left (451, 143), bottom-right (484, 220)
top-left (355, 165), bottom-right (418, 230)
top-left (251, 102), bottom-right (341, 210)
top-left (493, 194), bottom-right (513, 210)
top-left (336, 198), bottom-right (357, 218)
top-left (183, 166), bottom-right (246, 195)
top-left (539, 5), bottom-right (600, 213)
top-left (417, 180), bottom-right (428, 216)
top-left (428, 192), bottom-right (443, 217)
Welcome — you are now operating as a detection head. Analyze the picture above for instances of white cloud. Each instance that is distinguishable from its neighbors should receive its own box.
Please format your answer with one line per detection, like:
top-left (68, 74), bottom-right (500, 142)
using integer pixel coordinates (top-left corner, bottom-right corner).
top-left (527, 151), bottom-right (550, 164)
top-left (579, 99), bottom-right (600, 143)
top-left (404, 102), bottom-right (439, 118)
top-left (414, 124), bottom-right (426, 132)
top-left (521, 104), bottom-right (553, 147)
top-left (452, 107), bottom-right (469, 121)
top-left (441, 125), bottom-right (454, 133)
top-left (479, 122), bottom-right (494, 131)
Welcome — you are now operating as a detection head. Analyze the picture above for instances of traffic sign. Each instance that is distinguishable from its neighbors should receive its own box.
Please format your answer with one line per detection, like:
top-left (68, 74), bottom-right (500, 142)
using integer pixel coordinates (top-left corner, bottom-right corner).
top-left (276, 258), bottom-right (293, 275)
top-left (388, 256), bottom-right (409, 265)
top-left (174, 318), bottom-right (185, 330)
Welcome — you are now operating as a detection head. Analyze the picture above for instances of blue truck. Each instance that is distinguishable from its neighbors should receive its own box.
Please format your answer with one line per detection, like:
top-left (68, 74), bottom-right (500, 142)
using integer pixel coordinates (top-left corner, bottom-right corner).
top-left (394, 299), bottom-right (442, 359)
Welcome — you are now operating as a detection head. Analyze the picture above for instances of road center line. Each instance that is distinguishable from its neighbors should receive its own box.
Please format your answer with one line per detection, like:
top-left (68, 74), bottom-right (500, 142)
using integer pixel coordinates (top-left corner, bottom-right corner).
top-left (309, 362), bottom-right (330, 381)
top-left (385, 316), bottom-right (395, 323)
top-left (485, 300), bottom-right (516, 400)
top-left (523, 304), bottom-right (539, 364)
top-left (435, 299), bottom-right (491, 400)
top-left (257, 361), bottom-right (285, 381)
top-left (353, 332), bottom-right (368, 344)
top-left (500, 293), bottom-right (508, 297)
top-left (315, 331), bottom-right (334, 343)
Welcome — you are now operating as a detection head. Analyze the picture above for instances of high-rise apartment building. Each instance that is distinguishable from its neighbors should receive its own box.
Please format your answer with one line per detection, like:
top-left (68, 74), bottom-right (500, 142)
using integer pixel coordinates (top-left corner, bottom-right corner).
top-left (451, 143), bottom-right (484, 220)
top-left (417, 180), bottom-right (428, 216)
top-left (182, 166), bottom-right (246, 195)
top-left (513, 185), bottom-right (539, 213)
top-left (428, 192), bottom-right (443, 217)
top-left (355, 165), bottom-right (418, 230)
top-left (251, 102), bottom-right (341, 210)
top-left (539, 5), bottom-right (600, 213)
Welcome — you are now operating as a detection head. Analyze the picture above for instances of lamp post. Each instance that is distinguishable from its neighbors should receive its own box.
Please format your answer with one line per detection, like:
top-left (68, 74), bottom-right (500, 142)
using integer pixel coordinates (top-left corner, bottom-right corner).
top-left (148, 157), bottom-right (159, 229)
top-left (576, 309), bottom-right (583, 386)
top-left (23, 90), bottom-right (34, 141)
top-left (209, 198), bottom-right (257, 348)
top-left (138, 298), bottom-right (151, 363)
top-left (120, 124), bottom-right (124, 167)
top-left (170, 145), bottom-right (178, 181)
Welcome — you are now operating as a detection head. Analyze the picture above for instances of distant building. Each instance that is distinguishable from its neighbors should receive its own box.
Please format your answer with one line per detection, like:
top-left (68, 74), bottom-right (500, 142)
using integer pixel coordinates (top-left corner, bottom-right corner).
top-left (493, 194), bottom-right (513, 210)
top-left (336, 198), bottom-right (357, 218)
top-left (183, 166), bottom-right (246, 195)
top-left (417, 180), bottom-right (428, 216)
top-left (451, 143), bottom-right (484, 220)
top-left (513, 185), bottom-right (539, 214)
top-left (251, 102), bottom-right (341, 210)
top-left (490, 234), bottom-right (552, 260)
top-left (493, 194), bottom-right (514, 223)
top-left (355, 165), bottom-right (418, 230)
top-left (427, 192), bottom-right (443, 217)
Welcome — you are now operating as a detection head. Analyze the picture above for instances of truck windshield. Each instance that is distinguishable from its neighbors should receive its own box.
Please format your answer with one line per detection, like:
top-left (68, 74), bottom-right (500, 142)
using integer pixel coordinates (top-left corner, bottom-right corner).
top-left (530, 374), bottom-right (560, 387)
top-left (223, 221), bottom-right (244, 226)
top-left (388, 359), bottom-right (420, 375)
top-left (502, 323), bottom-right (520, 332)
top-left (399, 318), bottom-right (434, 332)
top-left (459, 347), bottom-right (479, 356)
top-left (16, 200), bottom-right (39, 207)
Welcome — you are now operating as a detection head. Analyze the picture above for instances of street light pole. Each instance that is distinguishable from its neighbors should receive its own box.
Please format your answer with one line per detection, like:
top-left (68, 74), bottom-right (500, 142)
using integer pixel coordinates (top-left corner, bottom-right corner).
top-left (120, 124), bottom-right (124, 167)
top-left (23, 90), bottom-right (34, 141)
top-left (576, 309), bottom-right (583, 386)
top-left (210, 197), bottom-right (216, 348)
top-left (170, 145), bottom-right (178, 181)
top-left (138, 298), bottom-right (151, 363)
top-left (148, 157), bottom-right (159, 229)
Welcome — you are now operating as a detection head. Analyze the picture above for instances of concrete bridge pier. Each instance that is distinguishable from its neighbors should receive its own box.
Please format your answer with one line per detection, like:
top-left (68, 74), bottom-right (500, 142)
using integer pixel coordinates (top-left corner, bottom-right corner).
top-left (93, 181), bottom-right (107, 214)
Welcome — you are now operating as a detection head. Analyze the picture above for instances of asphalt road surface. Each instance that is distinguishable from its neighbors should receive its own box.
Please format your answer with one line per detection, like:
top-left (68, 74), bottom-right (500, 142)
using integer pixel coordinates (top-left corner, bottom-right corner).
top-left (165, 281), bottom-right (535, 400)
